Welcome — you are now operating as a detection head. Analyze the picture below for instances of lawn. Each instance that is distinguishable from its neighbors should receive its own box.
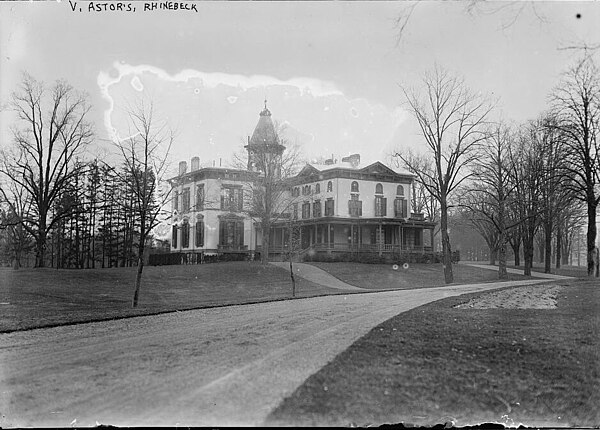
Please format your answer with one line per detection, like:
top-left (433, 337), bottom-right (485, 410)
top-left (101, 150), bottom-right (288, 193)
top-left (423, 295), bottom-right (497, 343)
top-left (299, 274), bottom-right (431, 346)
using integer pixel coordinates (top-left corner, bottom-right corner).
top-left (308, 261), bottom-right (532, 290)
top-left (0, 262), bottom-right (336, 332)
top-left (265, 278), bottom-right (600, 427)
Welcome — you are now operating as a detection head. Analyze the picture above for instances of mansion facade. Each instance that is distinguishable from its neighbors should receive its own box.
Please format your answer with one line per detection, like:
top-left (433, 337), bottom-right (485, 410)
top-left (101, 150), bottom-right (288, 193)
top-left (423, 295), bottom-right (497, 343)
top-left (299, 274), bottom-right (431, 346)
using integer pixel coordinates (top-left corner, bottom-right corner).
top-left (168, 104), bottom-right (435, 260)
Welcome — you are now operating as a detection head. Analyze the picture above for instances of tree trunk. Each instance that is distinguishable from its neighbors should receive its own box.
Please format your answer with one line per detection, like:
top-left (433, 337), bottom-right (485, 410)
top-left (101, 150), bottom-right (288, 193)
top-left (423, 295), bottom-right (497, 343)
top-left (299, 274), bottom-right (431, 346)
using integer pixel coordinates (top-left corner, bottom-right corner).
top-left (510, 240), bottom-right (521, 267)
top-left (523, 242), bottom-right (533, 276)
top-left (489, 246), bottom-right (498, 266)
top-left (498, 234), bottom-right (507, 280)
top-left (556, 224), bottom-right (562, 269)
top-left (289, 258), bottom-right (296, 297)
top-left (440, 202), bottom-right (453, 284)
top-left (35, 228), bottom-right (46, 268)
top-left (587, 201), bottom-right (597, 276)
top-left (261, 224), bottom-right (270, 265)
top-left (132, 255), bottom-right (144, 308)
top-left (544, 221), bottom-right (552, 273)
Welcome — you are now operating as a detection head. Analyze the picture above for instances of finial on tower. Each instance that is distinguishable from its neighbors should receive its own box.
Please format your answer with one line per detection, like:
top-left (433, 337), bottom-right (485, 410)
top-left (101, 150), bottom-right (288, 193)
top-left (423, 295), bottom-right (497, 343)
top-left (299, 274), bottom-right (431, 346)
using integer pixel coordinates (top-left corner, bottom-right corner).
top-left (260, 98), bottom-right (271, 117)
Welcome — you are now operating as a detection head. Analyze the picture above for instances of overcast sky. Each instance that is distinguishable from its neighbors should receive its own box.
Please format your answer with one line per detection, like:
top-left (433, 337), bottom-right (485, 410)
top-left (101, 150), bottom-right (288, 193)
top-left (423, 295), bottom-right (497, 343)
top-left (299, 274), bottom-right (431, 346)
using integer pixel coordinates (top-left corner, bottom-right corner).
top-left (1, 1), bottom-right (599, 172)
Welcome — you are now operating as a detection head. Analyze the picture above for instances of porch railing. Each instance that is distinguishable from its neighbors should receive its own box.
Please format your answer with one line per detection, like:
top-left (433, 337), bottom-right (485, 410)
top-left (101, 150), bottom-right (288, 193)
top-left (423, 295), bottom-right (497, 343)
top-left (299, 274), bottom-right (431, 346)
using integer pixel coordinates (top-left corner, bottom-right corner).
top-left (270, 243), bottom-right (432, 253)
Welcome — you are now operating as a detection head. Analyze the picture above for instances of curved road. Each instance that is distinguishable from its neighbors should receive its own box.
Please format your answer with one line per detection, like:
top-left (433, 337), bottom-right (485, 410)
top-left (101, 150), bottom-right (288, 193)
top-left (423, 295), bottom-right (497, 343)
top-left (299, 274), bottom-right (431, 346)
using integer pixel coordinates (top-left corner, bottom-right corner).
top-left (0, 279), bottom-right (549, 427)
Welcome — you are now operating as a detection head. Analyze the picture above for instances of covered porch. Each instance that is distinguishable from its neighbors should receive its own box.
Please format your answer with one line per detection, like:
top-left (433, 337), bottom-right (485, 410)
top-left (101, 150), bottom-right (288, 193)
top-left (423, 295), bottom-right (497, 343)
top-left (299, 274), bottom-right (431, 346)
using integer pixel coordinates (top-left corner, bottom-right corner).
top-left (267, 218), bottom-right (435, 255)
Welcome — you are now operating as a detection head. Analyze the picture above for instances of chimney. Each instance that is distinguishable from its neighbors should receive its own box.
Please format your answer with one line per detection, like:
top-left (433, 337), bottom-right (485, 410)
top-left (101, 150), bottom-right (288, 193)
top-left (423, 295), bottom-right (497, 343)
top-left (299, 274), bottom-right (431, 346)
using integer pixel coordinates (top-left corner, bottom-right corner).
top-left (324, 158), bottom-right (334, 165)
top-left (179, 161), bottom-right (187, 176)
top-left (191, 157), bottom-right (200, 171)
top-left (342, 153), bottom-right (361, 168)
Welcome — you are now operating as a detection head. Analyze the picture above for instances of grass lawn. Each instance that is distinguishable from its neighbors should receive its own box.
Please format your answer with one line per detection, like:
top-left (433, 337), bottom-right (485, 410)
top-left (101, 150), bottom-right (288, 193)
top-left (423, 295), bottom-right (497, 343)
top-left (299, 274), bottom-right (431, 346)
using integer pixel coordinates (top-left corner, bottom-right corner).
top-left (308, 262), bottom-right (532, 290)
top-left (0, 262), bottom-right (336, 332)
top-left (266, 278), bottom-right (600, 427)
top-left (508, 262), bottom-right (589, 278)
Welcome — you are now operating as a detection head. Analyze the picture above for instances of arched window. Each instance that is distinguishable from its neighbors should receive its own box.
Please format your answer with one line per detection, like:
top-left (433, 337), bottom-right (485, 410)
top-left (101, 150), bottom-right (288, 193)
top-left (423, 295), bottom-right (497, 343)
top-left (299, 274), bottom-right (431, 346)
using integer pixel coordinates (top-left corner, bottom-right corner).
top-left (375, 183), bottom-right (383, 194)
top-left (315, 183), bottom-right (321, 194)
top-left (396, 185), bottom-right (404, 196)
top-left (351, 181), bottom-right (359, 193)
top-left (327, 181), bottom-right (333, 192)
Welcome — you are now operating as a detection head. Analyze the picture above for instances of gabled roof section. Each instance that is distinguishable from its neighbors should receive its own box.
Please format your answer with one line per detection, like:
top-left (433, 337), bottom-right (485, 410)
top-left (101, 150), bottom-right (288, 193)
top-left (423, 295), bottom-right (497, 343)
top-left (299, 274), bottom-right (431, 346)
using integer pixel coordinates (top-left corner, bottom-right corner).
top-left (296, 164), bottom-right (321, 177)
top-left (358, 161), bottom-right (399, 176)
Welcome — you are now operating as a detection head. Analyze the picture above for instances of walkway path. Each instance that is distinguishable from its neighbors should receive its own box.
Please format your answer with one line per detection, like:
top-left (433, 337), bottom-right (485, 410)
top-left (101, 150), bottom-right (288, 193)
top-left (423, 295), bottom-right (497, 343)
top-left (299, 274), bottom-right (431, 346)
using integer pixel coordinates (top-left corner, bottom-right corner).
top-left (269, 261), bottom-right (366, 291)
top-left (1, 278), bottom-right (550, 428)
top-left (462, 262), bottom-right (574, 280)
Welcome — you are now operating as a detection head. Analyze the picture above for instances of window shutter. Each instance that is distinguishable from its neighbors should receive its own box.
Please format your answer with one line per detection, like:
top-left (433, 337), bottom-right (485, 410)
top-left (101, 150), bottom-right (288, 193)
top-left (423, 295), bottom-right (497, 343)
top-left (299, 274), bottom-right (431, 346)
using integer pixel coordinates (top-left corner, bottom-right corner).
top-left (402, 199), bottom-right (408, 218)
top-left (172, 225), bottom-right (178, 249)
top-left (196, 221), bottom-right (204, 247)
top-left (358, 201), bottom-right (362, 216)
top-left (220, 194), bottom-right (225, 210)
top-left (237, 189), bottom-right (243, 211)
top-left (382, 198), bottom-right (387, 216)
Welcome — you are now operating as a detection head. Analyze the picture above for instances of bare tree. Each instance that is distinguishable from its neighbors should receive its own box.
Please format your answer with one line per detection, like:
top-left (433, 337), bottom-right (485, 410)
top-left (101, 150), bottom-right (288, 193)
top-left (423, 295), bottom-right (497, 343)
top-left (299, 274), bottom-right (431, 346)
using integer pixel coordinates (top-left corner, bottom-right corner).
top-left (393, 66), bottom-right (494, 283)
top-left (550, 56), bottom-right (600, 276)
top-left (113, 100), bottom-right (173, 307)
top-left (509, 121), bottom-right (546, 276)
top-left (0, 183), bottom-right (34, 268)
top-left (0, 74), bottom-right (93, 267)
top-left (233, 118), bottom-right (302, 264)
top-left (461, 122), bottom-right (516, 278)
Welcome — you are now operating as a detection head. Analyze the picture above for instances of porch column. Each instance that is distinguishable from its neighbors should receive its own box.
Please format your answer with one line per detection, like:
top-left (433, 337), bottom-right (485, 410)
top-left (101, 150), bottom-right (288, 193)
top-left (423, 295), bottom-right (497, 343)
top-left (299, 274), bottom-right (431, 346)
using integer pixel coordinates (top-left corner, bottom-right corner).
top-left (281, 227), bottom-right (285, 250)
top-left (328, 223), bottom-right (332, 253)
top-left (378, 222), bottom-right (383, 257)
top-left (430, 228), bottom-right (434, 252)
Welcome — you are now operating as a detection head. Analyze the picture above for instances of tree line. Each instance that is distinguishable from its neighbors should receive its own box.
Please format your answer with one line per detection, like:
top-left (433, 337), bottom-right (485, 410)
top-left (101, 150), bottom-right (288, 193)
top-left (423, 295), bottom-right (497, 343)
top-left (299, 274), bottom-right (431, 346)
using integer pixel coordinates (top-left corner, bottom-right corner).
top-left (394, 56), bottom-right (600, 281)
top-left (0, 74), bottom-right (171, 306)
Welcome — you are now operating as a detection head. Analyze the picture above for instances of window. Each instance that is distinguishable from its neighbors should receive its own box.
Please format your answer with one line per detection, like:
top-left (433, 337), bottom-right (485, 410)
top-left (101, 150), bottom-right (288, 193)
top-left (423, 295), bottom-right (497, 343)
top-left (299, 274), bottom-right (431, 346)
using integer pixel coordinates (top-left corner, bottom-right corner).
top-left (219, 219), bottom-right (244, 248)
top-left (396, 185), bottom-right (404, 196)
top-left (172, 225), bottom-right (178, 249)
top-left (173, 191), bottom-right (179, 212)
top-left (315, 183), bottom-right (321, 194)
top-left (394, 198), bottom-right (408, 218)
top-left (181, 219), bottom-right (190, 248)
top-left (351, 181), bottom-right (359, 193)
top-left (293, 187), bottom-right (300, 197)
top-left (195, 219), bottom-right (204, 247)
top-left (221, 187), bottom-right (243, 212)
top-left (313, 200), bottom-right (322, 218)
top-left (293, 203), bottom-right (298, 220)
top-left (327, 181), bottom-right (333, 192)
top-left (196, 185), bottom-right (205, 211)
top-left (182, 188), bottom-right (190, 212)
top-left (302, 202), bottom-right (311, 219)
top-left (375, 183), bottom-right (383, 194)
top-left (348, 199), bottom-right (362, 217)
top-left (302, 185), bottom-right (312, 196)
top-left (375, 196), bottom-right (387, 217)
top-left (325, 198), bottom-right (335, 216)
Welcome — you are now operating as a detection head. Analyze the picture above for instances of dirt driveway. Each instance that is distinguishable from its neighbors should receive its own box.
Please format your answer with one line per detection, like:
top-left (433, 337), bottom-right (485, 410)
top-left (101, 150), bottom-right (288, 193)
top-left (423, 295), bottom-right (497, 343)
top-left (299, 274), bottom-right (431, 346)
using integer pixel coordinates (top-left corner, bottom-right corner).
top-left (0, 279), bottom-right (548, 427)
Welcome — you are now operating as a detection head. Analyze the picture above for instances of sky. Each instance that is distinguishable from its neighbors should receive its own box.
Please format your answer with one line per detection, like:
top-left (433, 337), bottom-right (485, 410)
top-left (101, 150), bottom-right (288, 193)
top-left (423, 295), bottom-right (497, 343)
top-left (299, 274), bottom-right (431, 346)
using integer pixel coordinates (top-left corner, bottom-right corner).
top-left (1, 1), bottom-right (600, 174)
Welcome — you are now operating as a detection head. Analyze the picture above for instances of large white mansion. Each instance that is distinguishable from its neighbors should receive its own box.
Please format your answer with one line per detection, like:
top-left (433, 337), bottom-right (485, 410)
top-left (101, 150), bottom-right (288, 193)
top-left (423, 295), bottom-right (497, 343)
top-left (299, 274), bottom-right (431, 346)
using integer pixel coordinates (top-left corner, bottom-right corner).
top-left (167, 104), bottom-right (435, 260)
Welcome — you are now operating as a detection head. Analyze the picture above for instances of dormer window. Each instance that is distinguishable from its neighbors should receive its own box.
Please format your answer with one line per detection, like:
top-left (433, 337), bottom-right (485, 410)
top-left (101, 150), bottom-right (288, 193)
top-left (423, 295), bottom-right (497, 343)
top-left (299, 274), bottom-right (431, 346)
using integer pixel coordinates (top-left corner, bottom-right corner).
top-left (351, 181), bottom-right (359, 193)
top-left (375, 183), bottom-right (383, 194)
